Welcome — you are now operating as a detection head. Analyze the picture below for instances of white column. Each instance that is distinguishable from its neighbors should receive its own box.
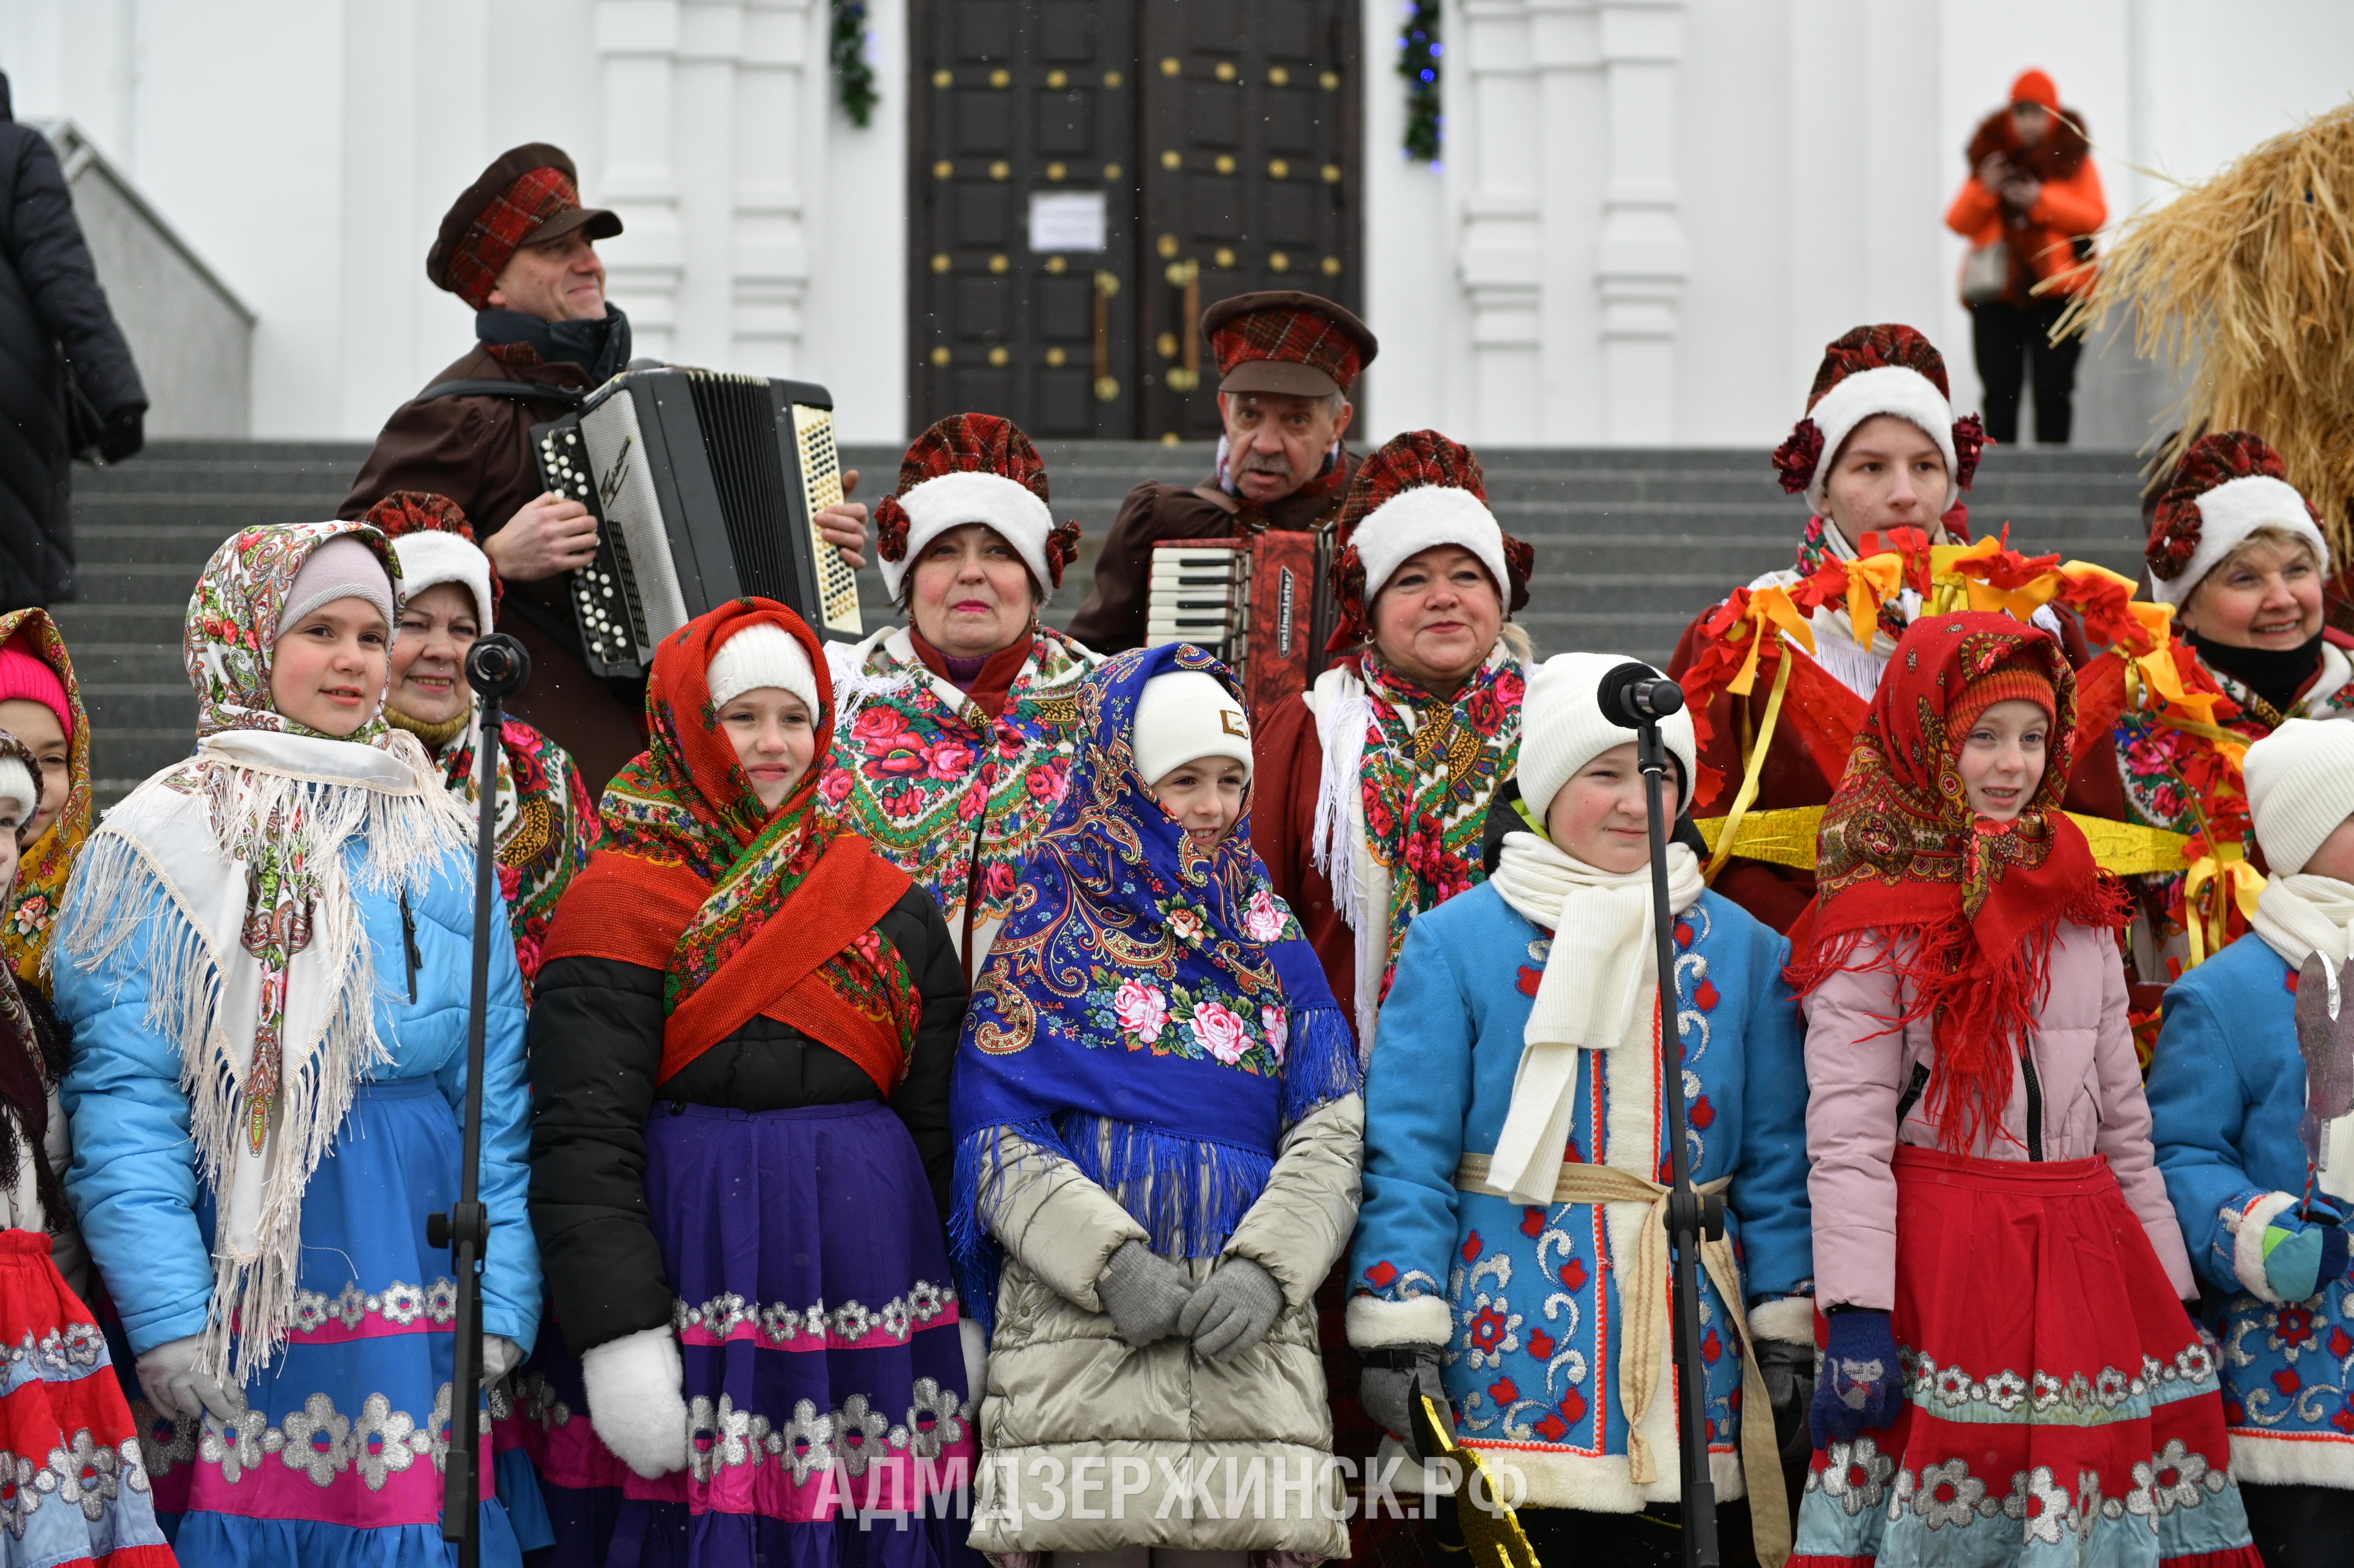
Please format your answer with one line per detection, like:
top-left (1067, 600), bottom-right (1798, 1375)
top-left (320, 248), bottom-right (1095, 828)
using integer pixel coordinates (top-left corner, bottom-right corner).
top-left (1594, 0), bottom-right (1685, 444)
top-left (597, 0), bottom-right (686, 358)
top-left (731, 0), bottom-right (814, 375)
top-left (1456, 0), bottom-right (1546, 442)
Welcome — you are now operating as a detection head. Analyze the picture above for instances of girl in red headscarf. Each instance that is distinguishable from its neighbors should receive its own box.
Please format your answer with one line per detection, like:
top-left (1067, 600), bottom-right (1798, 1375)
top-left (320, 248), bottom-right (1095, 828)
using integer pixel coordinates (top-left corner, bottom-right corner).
top-left (1787, 612), bottom-right (2259, 1567)
top-left (527, 599), bottom-right (978, 1568)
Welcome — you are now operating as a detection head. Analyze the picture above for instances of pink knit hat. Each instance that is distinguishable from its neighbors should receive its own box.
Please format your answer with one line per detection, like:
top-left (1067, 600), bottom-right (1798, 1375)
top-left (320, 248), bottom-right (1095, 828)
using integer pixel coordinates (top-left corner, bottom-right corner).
top-left (0, 638), bottom-right (70, 742)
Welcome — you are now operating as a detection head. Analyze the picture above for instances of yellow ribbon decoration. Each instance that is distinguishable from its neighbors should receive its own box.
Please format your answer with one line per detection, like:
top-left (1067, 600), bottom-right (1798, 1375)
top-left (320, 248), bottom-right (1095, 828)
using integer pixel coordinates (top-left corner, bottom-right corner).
top-left (2182, 842), bottom-right (2264, 969)
top-left (1705, 651), bottom-right (1796, 883)
top-left (1724, 585), bottom-right (1817, 697)
top-left (1841, 553), bottom-right (1908, 646)
top-left (1696, 805), bottom-right (2195, 879)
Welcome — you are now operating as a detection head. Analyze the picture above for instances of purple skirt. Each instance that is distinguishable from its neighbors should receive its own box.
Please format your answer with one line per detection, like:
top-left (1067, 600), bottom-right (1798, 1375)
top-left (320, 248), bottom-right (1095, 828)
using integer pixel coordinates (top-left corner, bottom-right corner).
top-left (602, 1100), bottom-right (982, 1568)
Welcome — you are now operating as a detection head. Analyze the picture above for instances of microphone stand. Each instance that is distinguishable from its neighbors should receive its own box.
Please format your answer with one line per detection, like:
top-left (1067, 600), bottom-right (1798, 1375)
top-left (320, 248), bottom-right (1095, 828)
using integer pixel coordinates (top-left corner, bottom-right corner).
top-left (430, 632), bottom-right (530, 1566)
top-left (1606, 664), bottom-right (1721, 1568)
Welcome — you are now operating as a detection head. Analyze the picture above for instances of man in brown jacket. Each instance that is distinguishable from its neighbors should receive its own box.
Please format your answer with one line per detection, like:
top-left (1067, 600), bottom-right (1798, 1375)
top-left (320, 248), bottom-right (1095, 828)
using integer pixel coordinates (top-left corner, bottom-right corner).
top-left (1061, 291), bottom-right (1376, 654)
top-left (342, 144), bottom-right (869, 789)
top-left (339, 143), bottom-right (646, 785)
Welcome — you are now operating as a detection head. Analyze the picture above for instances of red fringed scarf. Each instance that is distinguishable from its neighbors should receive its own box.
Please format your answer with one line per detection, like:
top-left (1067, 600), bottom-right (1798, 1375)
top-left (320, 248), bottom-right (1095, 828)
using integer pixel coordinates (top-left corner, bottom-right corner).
top-left (542, 600), bottom-right (920, 1092)
top-left (1788, 612), bottom-right (2127, 1153)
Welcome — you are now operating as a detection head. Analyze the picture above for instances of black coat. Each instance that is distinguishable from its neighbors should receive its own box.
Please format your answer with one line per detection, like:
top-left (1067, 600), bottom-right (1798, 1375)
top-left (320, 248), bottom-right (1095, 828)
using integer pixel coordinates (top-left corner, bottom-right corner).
top-left (0, 99), bottom-right (144, 609)
top-left (527, 884), bottom-right (967, 1354)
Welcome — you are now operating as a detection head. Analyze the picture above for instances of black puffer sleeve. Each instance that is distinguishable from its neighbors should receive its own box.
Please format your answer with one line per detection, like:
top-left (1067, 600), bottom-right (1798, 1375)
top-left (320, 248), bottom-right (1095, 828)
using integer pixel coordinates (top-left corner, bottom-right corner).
top-left (526, 953), bottom-right (671, 1354)
top-left (886, 885), bottom-right (968, 1219)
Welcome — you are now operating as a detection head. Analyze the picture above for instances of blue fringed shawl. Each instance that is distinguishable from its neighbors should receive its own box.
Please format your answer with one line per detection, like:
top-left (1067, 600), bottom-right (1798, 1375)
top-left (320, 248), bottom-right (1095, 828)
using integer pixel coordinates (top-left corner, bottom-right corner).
top-left (949, 645), bottom-right (1359, 1328)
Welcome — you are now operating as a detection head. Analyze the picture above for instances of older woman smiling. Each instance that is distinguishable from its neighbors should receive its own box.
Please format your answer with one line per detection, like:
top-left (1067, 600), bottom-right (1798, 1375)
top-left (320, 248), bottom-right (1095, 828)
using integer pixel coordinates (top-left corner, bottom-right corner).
top-left (819, 413), bottom-right (1095, 972)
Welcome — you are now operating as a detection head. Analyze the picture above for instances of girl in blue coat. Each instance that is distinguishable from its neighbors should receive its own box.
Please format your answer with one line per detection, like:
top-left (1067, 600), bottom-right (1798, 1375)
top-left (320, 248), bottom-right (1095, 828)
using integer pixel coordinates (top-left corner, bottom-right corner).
top-left (2149, 716), bottom-right (2354, 1567)
top-left (53, 521), bottom-right (540, 1567)
top-left (1347, 651), bottom-right (1813, 1568)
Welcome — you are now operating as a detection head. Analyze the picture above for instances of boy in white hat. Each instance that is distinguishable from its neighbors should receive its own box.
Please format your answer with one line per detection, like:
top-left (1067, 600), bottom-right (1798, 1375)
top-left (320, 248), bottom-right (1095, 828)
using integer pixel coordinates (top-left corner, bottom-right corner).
top-left (1348, 651), bottom-right (1813, 1566)
top-left (2149, 716), bottom-right (2354, 1566)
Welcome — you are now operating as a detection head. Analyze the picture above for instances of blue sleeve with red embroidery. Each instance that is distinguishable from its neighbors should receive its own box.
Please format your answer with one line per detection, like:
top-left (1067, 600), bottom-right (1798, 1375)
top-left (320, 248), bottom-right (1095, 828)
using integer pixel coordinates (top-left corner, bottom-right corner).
top-left (2148, 945), bottom-right (2280, 1297)
top-left (1723, 909), bottom-right (1812, 1308)
top-left (1351, 912), bottom-right (1473, 1318)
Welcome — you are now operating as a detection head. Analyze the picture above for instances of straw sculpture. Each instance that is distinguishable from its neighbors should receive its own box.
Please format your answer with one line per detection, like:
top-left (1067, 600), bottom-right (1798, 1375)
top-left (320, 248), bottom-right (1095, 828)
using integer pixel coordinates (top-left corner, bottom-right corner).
top-left (2057, 100), bottom-right (2354, 549)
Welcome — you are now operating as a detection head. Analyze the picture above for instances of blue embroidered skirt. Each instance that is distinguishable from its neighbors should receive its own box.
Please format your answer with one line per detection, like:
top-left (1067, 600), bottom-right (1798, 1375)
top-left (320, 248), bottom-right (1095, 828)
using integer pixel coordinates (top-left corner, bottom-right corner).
top-left (603, 1099), bottom-right (983, 1568)
top-left (134, 1076), bottom-right (530, 1568)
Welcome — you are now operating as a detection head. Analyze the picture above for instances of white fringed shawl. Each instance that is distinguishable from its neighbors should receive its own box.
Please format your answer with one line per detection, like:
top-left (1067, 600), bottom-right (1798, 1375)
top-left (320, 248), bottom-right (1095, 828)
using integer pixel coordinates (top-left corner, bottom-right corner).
top-left (57, 727), bottom-right (469, 1384)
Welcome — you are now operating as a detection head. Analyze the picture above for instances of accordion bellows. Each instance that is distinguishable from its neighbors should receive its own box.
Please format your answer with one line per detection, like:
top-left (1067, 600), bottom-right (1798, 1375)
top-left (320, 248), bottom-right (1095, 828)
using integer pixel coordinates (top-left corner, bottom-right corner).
top-left (533, 369), bottom-right (861, 678)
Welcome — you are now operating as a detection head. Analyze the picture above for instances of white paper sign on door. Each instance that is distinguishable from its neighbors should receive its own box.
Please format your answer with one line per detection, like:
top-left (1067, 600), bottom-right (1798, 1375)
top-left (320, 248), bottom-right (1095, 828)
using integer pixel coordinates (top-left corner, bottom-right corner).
top-left (1028, 191), bottom-right (1107, 253)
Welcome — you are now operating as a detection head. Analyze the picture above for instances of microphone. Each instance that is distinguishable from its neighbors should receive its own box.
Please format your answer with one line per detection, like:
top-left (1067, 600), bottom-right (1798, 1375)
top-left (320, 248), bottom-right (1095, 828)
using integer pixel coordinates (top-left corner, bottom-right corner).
top-left (1597, 660), bottom-right (1685, 726)
top-left (463, 632), bottom-right (532, 700)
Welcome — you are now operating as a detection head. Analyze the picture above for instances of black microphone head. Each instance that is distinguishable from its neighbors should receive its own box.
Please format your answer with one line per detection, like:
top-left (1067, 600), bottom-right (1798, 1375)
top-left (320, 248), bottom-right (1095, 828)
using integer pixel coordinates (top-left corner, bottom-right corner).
top-left (464, 632), bottom-right (532, 699)
top-left (1597, 660), bottom-right (1684, 725)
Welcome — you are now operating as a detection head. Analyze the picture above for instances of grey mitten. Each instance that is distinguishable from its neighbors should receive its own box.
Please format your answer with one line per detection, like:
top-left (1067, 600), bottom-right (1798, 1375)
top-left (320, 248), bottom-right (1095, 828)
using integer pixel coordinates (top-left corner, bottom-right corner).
top-left (135, 1334), bottom-right (245, 1425)
top-left (481, 1335), bottom-right (526, 1387)
top-left (1359, 1345), bottom-right (1452, 1464)
top-left (1179, 1256), bottom-right (1286, 1360)
top-left (1095, 1238), bottom-right (1195, 1346)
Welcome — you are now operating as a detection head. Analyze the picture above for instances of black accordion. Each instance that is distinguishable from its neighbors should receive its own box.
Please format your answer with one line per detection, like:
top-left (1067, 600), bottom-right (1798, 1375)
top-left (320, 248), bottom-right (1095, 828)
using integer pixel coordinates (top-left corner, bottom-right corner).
top-left (531, 369), bottom-right (862, 678)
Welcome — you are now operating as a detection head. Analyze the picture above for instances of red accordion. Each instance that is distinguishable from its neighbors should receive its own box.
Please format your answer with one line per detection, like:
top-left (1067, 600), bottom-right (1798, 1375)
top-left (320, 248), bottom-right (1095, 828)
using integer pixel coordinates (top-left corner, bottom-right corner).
top-left (1144, 528), bottom-right (1337, 716)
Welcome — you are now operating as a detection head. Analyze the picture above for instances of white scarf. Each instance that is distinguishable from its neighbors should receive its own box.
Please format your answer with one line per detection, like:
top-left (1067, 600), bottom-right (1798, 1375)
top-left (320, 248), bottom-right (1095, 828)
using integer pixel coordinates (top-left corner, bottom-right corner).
top-left (1484, 830), bottom-right (1706, 1204)
top-left (2252, 872), bottom-right (2354, 1204)
top-left (58, 727), bottom-right (469, 1383)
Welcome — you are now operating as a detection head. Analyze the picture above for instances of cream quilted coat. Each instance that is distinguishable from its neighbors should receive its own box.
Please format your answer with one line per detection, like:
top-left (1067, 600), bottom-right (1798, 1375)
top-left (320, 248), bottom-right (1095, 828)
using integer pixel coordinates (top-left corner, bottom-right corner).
top-left (968, 1095), bottom-right (1364, 1556)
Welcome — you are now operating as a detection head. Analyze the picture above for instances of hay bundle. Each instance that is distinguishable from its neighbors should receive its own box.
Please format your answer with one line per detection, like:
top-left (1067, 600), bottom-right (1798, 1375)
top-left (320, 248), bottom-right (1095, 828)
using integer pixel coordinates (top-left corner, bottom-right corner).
top-left (2058, 100), bottom-right (2354, 550)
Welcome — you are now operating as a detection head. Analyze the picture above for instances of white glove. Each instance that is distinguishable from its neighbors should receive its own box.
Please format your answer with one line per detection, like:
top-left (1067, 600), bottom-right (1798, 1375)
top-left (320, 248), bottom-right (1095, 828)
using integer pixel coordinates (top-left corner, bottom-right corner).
top-left (135, 1335), bottom-right (245, 1425)
top-left (579, 1325), bottom-right (688, 1479)
top-left (481, 1335), bottom-right (525, 1386)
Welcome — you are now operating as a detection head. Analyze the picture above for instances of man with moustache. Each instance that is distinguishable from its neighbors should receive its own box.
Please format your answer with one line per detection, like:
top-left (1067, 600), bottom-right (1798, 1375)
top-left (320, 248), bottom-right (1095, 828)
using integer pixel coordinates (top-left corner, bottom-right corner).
top-left (1061, 291), bottom-right (1377, 654)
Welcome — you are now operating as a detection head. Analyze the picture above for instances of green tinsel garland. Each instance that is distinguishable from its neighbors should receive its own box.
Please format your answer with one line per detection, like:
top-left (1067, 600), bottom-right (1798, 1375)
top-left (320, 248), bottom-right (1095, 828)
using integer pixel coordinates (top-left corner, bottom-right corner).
top-left (832, 0), bottom-right (878, 128)
top-left (1398, 0), bottom-right (1441, 163)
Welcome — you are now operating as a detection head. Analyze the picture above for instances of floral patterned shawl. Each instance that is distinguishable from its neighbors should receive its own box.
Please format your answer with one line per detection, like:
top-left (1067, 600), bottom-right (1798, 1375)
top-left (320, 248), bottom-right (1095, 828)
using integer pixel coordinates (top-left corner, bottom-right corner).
top-left (542, 599), bottom-right (921, 1094)
top-left (950, 644), bottom-right (1359, 1327)
top-left (1310, 641), bottom-right (1525, 1044)
top-left (57, 521), bottom-right (474, 1384)
top-left (820, 623), bottom-right (1096, 966)
top-left (1789, 612), bottom-right (2127, 1153)
top-left (0, 609), bottom-right (88, 992)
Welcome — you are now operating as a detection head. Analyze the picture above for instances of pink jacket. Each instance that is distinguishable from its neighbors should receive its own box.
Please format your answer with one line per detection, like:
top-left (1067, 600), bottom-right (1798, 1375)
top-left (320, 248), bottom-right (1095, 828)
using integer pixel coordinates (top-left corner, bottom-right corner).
top-left (1803, 920), bottom-right (2194, 1311)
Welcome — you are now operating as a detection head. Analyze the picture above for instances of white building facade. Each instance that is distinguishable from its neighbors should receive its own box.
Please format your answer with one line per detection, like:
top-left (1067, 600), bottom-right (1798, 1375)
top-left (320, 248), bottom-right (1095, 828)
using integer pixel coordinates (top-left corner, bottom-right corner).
top-left (4, 0), bottom-right (2348, 447)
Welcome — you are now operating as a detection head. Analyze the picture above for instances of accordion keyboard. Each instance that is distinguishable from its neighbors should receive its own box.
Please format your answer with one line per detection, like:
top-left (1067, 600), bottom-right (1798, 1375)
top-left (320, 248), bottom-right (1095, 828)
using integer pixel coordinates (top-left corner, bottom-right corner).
top-left (791, 404), bottom-right (864, 636)
top-left (538, 424), bottom-right (655, 673)
top-left (1146, 543), bottom-right (1248, 669)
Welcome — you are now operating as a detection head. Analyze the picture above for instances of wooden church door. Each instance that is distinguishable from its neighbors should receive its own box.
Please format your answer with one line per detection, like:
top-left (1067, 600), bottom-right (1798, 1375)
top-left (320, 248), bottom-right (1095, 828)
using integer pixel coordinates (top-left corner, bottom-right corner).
top-left (909, 0), bottom-right (1361, 442)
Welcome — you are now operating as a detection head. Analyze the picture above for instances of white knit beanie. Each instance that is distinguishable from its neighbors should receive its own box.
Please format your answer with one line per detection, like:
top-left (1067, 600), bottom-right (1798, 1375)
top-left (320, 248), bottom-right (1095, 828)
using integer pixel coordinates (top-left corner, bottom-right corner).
top-left (0, 756), bottom-right (34, 828)
top-left (1514, 651), bottom-right (1697, 826)
top-left (279, 535), bottom-right (396, 636)
top-left (1132, 670), bottom-right (1252, 787)
top-left (2245, 717), bottom-right (2354, 875)
top-left (388, 529), bottom-right (496, 629)
top-left (708, 622), bottom-right (821, 718)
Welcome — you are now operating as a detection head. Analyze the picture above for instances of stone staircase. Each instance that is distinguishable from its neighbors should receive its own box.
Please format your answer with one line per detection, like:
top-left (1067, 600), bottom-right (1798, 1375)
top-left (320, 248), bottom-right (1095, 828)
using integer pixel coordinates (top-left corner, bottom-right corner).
top-left (57, 438), bottom-right (2156, 802)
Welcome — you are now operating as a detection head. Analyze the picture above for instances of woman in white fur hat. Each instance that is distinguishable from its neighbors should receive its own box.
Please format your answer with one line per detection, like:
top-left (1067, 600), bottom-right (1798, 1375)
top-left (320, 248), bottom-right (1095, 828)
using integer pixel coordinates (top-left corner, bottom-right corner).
top-left (2149, 716), bottom-right (2354, 1567)
top-left (365, 491), bottom-right (598, 1001)
top-left (2104, 431), bottom-right (2354, 979)
top-left (1347, 651), bottom-right (1812, 1568)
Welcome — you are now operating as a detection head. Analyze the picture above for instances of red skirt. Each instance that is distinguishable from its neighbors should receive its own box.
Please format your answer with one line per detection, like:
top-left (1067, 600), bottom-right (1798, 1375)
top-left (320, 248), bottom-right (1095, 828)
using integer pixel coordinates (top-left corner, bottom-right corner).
top-left (0, 1229), bottom-right (174, 1564)
top-left (1789, 1148), bottom-right (2260, 1568)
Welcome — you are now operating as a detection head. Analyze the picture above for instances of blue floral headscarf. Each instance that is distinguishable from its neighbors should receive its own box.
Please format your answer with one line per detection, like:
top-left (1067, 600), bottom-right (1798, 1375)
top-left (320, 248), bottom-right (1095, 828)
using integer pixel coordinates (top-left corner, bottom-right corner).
top-left (949, 644), bottom-right (1359, 1325)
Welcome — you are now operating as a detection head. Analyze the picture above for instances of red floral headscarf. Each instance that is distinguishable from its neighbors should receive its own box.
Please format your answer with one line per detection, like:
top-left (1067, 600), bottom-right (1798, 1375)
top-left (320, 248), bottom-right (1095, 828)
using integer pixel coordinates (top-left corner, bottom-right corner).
top-left (1790, 611), bottom-right (2125, 1152)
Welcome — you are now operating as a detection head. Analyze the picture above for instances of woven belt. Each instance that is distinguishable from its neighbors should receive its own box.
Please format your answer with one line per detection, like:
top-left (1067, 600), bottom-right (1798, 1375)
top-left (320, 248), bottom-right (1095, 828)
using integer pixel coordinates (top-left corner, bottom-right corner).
top-left (1455, 1153), bottom-right (1790, 1568)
